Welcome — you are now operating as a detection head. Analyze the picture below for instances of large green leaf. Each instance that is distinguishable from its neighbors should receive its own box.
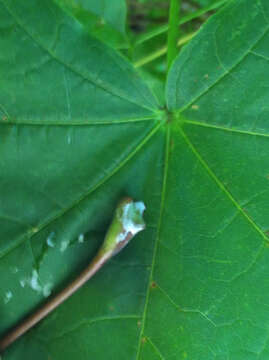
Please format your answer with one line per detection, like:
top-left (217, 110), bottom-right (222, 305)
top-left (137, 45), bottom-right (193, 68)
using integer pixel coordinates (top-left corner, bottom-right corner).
top-left (0, 0), bottom-right (162, 358)
top-left (1, 0), bottom-right (269, 359)
top-left (164, 0), bottom-right (269, 358)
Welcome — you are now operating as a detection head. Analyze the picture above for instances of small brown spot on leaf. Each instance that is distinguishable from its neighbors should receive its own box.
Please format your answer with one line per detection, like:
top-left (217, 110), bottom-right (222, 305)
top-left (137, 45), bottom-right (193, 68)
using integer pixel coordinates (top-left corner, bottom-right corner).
top-left (109, 305), bottom-right (115, 311)
top-left (204, 74), bottom-right (209, 79)
top-left (266, 174), bottom-right (269, 180)
top-left (137, 321), bottom-right (141, 328)
top-left (141, 337), bottom-right (147, 344)
top-left (151, 281), bottom-right (157, 289)
top-left (191, 105), bottom-right (199, 110)
top-left (2, 115), bottom-right (7, 121)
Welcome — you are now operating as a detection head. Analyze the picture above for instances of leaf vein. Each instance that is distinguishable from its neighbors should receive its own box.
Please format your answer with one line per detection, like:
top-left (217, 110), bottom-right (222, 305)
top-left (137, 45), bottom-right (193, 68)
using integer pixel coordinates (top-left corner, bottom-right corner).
top-left (146, 336), bottom-right (166, 360)
top-left (0, 0), bottom-right (156, 113)
top-left (179, 126), bottom-right (269, 244)
top-left (177, 25), bottom-right (269, 113)
top-left (0, 116), bottom-right (158, 127)
top-left (157, 283), bottom-right (217, 327)
top-left (49, 315), bottom-right (141, 342)
top-left (0, 121), bottom-right (162, 259)
top-left (135, 124), bottom-right (171, 360)
top-left (184, 119), bottom-right (269, 138)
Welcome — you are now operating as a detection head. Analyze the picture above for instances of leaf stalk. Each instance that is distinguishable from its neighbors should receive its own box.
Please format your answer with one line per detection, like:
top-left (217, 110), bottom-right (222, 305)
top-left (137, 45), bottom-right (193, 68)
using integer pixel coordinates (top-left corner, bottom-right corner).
top-left (167, 0), bottom-right (181, 71)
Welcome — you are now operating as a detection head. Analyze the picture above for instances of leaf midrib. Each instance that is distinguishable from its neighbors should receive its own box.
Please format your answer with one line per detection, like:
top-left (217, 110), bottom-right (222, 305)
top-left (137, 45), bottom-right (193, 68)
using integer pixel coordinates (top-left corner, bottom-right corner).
top-left (135, 124), bottom-right (171, 360)
top-left (0, 116), bottom-right (158, 126)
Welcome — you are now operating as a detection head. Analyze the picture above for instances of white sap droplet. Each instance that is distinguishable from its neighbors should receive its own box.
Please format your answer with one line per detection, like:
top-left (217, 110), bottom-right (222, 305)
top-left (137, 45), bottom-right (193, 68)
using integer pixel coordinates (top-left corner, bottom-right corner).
top-left (47, 232), bottom-right (55, 247)
top-left (4, 291), bottom-right (13, 304)
top-left (30, 270), bottom-right (42, 292)
top-left (60, 240), bottom-right (69, 252)
top-left (78, 233), bottom-right (84, 243)
top-left (43, 283), bottom-right (52, 298)
top-left (21, 271), bottom-right (53, 298)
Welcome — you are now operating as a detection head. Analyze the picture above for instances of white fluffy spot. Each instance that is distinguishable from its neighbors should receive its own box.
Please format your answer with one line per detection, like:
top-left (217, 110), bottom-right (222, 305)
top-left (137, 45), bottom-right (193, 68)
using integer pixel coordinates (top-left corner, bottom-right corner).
top-left (122, 202), bottom-right (145, 233)
top-left (78, 233), bottom-right (84, 243)
top-left (4, 291), bottom-right (13, 304)
top-left (30, 270), bottom-right (42, 292)
top-left (42, 283), bottom-right (52, 298)
top-left (67, 135), bottom-right (71, 144)
top-left (60, 240), bottom-right (69, 252)
top-left (21, 271), bottom-right (53, 298)
top-left (116, 201), bottom-right (146, 244)
top-left (134, 201), bottom-right (146, 214)
top-left (47, 232), bottom-right (55, 247)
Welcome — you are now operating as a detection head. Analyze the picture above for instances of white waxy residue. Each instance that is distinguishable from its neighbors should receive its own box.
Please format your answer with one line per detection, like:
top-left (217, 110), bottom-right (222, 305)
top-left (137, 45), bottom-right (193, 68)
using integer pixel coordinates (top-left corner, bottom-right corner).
top-left (78, 233), bottom-right (84, 243)
top-left (30, 269), bottom-right (42, 292)
top-left (20, 270), bottom-right (54, 298)
top-left (116, 201), bottom-right (146, 244)
top-left (4, 291), bottom-right (13, 304)
top-left (42, 283), bottom-right (52, 298)
top-left (47, 232), bottom-right (55, 248)
top-left (60, 240), bottom-right (69, 252)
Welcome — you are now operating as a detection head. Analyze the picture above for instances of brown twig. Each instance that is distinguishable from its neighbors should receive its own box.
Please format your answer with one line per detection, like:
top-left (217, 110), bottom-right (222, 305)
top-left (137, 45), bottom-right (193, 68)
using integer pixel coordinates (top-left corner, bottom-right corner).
top-left (0, 250), bottom-right (111, 352)
top-left (0, 197), bottom-right (146, 352)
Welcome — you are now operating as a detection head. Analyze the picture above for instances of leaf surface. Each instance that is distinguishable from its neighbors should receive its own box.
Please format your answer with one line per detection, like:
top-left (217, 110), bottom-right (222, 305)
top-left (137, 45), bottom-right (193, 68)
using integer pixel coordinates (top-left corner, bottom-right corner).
top-left (163, 0), bottom-right (269, 358)
top-left (53, 0), bottom-right (128, 49)
top-left (2, 0), bottom-right (269, 359)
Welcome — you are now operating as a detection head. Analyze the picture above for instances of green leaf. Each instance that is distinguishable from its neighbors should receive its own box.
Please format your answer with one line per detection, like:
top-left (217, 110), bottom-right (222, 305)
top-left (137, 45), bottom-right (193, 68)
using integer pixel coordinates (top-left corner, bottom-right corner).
top-left (0, 0), bottom-right (162, 358)
top-left (192, 0), bottom-right (224, 7)
top-left (53, 0), bottom-right (129, 49)
top-left (134, 0), bottom-right (228, 47)
top-left (2, 0), bottom-right (269, 359)
top-left (164, 0), bottom-right (269, 358)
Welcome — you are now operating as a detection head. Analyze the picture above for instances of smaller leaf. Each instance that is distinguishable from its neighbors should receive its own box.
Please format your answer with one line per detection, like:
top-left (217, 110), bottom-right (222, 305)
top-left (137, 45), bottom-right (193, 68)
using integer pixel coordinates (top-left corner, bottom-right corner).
top-left (54, 0), bottom-right (129, 49)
